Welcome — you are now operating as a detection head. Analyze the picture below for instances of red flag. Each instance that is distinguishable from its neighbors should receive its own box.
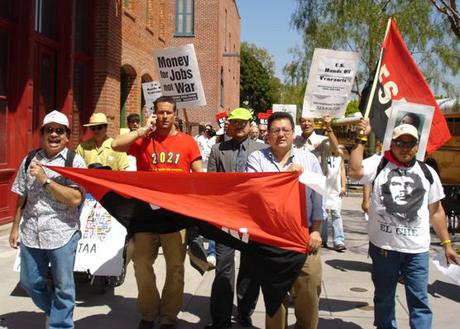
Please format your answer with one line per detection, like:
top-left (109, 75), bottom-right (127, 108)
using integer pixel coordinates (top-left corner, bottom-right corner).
top-left (49, 167), bottom-right (309, 253)
top-left (378, 18), bottom-right (450, 153)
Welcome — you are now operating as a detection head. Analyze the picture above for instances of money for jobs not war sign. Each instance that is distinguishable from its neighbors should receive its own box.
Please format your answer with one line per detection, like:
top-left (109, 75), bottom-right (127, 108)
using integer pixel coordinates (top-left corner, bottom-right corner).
top-left (303, 48), bottom-right (360, 118)
top-left (155, 44), bottom-right (206, 108)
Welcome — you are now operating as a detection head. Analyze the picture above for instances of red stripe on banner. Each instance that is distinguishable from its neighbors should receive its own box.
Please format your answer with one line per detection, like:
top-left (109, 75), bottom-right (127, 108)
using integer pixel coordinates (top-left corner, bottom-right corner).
top-left (48, 167), bottom-right (309, 253)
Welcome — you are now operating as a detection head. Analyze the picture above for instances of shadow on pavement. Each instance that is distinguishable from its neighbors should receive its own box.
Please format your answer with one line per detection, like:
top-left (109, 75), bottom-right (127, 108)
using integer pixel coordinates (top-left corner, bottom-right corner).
top-left (320, 298), bottom-right (371, 313)
top-left (318, 317), bottom-right (364, 329)
top-left (428, 280), bottom-right (460, 303)
top-left (325, 259), bottom-right (372, 272)
top-left (0, 311), bottom-right (44, 329)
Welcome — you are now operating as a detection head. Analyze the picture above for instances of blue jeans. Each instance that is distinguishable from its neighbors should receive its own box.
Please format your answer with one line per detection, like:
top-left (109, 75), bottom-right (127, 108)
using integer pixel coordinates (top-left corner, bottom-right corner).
top-left (207, 239), bottom-right (216, 257)
top-left (321, 208), bottom-right (345, 246)
top-left (369, 243), bottom-right (432, 329)
top-left (20, 231), bottom-right (81, 329)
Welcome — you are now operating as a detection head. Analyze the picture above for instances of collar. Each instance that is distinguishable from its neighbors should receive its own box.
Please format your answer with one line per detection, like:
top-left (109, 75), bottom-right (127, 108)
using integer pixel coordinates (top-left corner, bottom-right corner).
top-left (267, 147), bottom-right (295, 164)
top-left (384, 150), bottom-right (416, 168)
top-left (232, 137), bottom-right (249, 150)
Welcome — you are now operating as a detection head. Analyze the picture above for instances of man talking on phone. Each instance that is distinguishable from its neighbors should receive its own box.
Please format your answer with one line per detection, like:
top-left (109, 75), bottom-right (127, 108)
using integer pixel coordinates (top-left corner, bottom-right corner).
top-left (112, 96), bottom-right (203, 329)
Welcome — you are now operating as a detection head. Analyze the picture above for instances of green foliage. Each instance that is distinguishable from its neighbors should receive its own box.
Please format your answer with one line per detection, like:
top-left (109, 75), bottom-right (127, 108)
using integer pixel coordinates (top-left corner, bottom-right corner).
top-left (289, 0), bottom-right (460, 97)
top-left (240, 43), bottom-right (281, 113)
top-left (345, 99), bottom-right (360, 117)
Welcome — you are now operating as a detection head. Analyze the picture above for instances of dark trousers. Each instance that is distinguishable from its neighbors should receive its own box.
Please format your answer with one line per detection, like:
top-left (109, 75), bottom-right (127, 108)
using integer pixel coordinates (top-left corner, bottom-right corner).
top-left (210, 242), bottom-right (259, 324)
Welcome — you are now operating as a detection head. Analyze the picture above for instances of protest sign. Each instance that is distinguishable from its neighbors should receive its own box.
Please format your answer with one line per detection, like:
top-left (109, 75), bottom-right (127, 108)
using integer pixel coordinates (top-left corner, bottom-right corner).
top-left (13, 194), bottom-right (127, 276)
top-left (273, 104), bottom-right (297, 123)
top-left (74, 194), bottom-right (127, 276)
top-left (258, 112), bottom-right (271, 125)
top-left (302, 48), bottom-right (360, 118)
top-left (215, 111), bottom-right (228, 129)
top-left (382, 100), bottom-right (434, 161)
top-left (142, 81), bottom-right (162, 115)
top-left (155, 44), bottom-right (206, 108)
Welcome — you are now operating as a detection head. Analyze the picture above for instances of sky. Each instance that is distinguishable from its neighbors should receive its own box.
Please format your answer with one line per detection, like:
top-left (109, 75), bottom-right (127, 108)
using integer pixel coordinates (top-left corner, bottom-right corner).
top-left (236, 0), bottom-right (302, 82)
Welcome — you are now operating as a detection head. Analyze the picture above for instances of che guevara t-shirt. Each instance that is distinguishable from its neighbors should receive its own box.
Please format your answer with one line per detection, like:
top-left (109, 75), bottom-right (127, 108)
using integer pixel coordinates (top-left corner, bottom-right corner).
top-left (360, 155), bottom-right (444, 253)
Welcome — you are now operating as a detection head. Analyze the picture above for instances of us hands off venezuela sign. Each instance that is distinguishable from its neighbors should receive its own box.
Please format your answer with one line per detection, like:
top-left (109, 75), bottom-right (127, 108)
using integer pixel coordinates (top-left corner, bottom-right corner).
top-left (155, 44), bottom-right (207, 108)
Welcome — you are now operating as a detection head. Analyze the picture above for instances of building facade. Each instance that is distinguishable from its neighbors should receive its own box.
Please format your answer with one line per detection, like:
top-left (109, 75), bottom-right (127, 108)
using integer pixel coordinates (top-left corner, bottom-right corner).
top-left (0, 0), bottom-right (240, 224)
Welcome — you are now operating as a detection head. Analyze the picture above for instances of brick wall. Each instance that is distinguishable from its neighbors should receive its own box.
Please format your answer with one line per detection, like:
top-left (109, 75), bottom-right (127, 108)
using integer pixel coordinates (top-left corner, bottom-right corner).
top-left (90, 0), bottom-right (240, 137)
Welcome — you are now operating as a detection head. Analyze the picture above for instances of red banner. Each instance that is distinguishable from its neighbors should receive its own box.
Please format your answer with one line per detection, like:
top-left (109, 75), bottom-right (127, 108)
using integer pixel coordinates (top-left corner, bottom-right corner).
top-left (379, 19), bottom-right (451, 153)
top-left (49, 167), bottom-right (309, 253)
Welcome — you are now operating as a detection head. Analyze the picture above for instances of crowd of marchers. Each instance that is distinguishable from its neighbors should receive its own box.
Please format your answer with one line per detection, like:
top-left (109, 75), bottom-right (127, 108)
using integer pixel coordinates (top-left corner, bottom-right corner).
top-left (8, 96), bottom-right (459, 329)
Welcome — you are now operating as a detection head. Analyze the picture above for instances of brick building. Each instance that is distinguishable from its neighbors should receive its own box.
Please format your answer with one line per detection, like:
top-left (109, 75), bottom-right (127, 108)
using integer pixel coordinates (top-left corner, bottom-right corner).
top-left (0, 0), bottom-right (240, 224)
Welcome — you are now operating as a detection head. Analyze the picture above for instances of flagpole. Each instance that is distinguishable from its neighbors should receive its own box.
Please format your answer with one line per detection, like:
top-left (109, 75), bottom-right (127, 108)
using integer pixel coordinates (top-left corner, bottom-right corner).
top-left (363, 18), bottom-right (392, 119)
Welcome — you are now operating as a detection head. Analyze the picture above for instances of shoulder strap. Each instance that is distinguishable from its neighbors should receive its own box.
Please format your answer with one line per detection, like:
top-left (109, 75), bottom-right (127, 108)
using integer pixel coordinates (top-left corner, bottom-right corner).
top-left (24, 148), bottom-right (41, 173)
top-left (417, 160), bottom-right (434, 185)
top-left (372, 156), bottom-right (388, 187)
top-left (65, 149), bottom-right (76, 167)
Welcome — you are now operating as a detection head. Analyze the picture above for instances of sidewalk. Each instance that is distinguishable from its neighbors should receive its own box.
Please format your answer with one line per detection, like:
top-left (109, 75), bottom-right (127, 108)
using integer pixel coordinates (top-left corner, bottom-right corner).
top-left (0, 196), bottom-right (459, 328)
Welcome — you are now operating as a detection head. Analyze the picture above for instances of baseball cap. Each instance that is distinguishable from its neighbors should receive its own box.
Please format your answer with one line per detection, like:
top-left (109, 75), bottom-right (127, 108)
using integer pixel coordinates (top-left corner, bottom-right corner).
top-left (42, 110), bottom-right (69, 128)
top-left (392, 124), bottom-right (419, 141)
top-left (227, 108), bottom-right (252, 121)
top-left (84, 113), bottom-right (108, 127)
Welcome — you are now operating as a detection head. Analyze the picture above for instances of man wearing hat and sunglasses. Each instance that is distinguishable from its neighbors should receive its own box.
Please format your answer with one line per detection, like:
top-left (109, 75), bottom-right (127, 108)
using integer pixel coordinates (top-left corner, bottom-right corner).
top-left (349, 119), bottom-right (459, 329)
top-left (9, 110), bottom-right (87, 329)
top-left (76, 112), bottom-right (129, 171)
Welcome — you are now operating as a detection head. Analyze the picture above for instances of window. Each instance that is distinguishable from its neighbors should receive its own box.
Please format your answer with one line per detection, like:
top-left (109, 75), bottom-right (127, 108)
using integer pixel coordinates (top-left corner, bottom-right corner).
top-left (0, 0), bottom-right (11, 19)
top-left (175, 0), bottom-right (194, 36)
top-left (75, 0), bottom-right (88, 53)
top-left (34, 0), bottom-right (56, 38)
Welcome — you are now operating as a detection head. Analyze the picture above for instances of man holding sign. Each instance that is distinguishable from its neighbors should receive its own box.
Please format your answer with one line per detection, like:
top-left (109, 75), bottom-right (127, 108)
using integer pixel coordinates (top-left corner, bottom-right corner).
top-left (348, 119), bottom-right (459, 329)
top-left (112, 96), bottom-right (202, 329)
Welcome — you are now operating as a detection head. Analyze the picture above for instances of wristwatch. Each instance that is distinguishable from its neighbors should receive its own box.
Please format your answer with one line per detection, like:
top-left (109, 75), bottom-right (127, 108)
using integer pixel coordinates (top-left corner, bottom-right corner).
top-left (43, 178), bottom-right (52, 188)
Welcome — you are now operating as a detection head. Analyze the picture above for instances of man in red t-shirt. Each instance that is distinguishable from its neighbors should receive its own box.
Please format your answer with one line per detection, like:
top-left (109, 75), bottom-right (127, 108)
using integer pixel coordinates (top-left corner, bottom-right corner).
top-left (113, 96), bottom-right (202, 329)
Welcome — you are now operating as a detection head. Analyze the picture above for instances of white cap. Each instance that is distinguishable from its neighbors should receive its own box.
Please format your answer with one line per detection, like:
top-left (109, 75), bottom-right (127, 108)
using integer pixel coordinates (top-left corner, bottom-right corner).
top-left (392, 124), bottom-right (419, 141)
top-left (42, 110), bottom-right (69, 128)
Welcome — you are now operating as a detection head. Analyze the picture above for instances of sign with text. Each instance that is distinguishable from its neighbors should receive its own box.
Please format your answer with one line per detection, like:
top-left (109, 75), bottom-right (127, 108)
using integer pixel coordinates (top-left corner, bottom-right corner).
top-left (155, 44), bottom-right (206, 108)
top-left (74, 194), bottom-right (127, 276)
top-left (13, 195), bottom-right (127, 276)
top-left (303, 48), bottom-right (360, 118)
top-left (272, 104), bottom-right (297, 123)
top-left (142, 81), bottom-right (162, 115)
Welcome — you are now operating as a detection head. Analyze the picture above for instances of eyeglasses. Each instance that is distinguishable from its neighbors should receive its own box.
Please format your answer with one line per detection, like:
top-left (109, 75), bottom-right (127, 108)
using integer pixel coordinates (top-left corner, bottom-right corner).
top-left (90, 125), bottom-right (106, 131)
top-left (269, 128), bottom-right (293, 136)
top-left (45, 127), bottom-right (66, 135)
top-left (394, 140), bottom-right (418, 148)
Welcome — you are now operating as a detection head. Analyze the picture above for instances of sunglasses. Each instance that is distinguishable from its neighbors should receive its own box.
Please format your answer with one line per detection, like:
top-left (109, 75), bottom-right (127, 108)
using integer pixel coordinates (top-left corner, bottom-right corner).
top-left (90, 125), bottom-right (106, 131)
top-left (45, 127), bottom-right (66, 135)
top-left (394, 140), bottom-right (418, 148)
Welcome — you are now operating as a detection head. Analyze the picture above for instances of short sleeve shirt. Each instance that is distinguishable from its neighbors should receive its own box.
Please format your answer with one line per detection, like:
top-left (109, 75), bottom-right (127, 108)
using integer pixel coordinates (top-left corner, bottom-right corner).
top-left (11, 148), bottom-right (87, 249)
top-left (76, 137), bottom-right (129, 170)
top-left (360, 155), bottom-right (445, 253)
top-left (128, 131), bottom-right (201, 172)
top-left (294, 132), bottom-right (330, 174)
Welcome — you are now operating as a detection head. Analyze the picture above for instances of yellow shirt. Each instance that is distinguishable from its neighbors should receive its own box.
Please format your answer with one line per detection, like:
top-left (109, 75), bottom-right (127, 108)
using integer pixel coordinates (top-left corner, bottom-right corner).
top-left (76, 137), bottom-right (129, 171)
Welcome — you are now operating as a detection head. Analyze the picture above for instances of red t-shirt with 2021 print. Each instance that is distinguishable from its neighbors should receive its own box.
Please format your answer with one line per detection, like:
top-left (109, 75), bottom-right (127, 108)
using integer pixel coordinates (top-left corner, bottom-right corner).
top-left (128, 131), bottom-right (201, 172)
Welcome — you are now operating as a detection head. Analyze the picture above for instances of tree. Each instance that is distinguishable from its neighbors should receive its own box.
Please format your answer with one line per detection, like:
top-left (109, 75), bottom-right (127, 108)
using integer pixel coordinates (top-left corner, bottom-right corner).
top-left (240, 43), bottom-right (281, 113)
top-left (430, 0), bottom-right (460, 39)
top-left (289, 0), bottom-right (460, 97)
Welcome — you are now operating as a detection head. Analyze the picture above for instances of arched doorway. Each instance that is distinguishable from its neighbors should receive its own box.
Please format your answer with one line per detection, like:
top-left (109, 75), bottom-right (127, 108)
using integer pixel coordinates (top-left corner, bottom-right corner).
top-left (120, 64), bottom-right (137, 128)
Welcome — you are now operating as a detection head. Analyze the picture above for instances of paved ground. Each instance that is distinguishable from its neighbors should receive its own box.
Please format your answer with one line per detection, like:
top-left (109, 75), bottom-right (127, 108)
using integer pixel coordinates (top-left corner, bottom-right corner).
top-left (0, 194), bottom-right (459, 329)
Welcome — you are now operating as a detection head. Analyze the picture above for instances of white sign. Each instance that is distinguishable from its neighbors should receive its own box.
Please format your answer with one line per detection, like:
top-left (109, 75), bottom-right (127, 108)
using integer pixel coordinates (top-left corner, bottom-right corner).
top-left (382, 100), bottom-right (435, 161)
top-left (272, 104), bottom-right (297, 123)
top-left (13, 195), bottom-right (127, 276)
top-left (142, 81), bottom-right (162, 115)
top-left (155, 44), bottom-right (206, 108)
top-left (302, 48), bottom-right (360, 118)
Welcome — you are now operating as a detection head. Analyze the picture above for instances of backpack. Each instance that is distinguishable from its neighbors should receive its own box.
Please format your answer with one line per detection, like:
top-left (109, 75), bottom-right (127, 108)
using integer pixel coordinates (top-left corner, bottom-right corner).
top-left (372, 157), bottom-right (434, 187)
top-left (21, 148), bottom-right (76, 209)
